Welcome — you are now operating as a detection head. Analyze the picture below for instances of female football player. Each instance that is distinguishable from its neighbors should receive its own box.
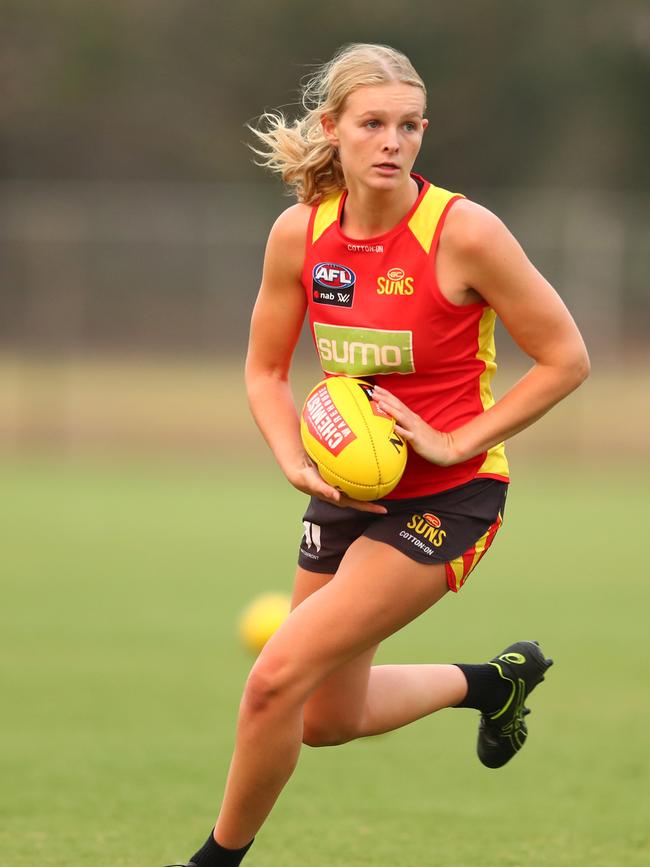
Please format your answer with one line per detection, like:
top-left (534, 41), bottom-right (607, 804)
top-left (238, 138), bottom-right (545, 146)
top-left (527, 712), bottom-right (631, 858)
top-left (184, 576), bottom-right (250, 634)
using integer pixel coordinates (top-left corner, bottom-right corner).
top-left (167, 43), bottom-right (589, 867)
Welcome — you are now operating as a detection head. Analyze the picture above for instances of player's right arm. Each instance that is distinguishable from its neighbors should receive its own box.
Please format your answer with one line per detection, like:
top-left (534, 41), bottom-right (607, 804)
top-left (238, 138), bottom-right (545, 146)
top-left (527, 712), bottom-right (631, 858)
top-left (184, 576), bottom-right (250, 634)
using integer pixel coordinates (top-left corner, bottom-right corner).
top-left (245, 205), bottom-right (386, 514)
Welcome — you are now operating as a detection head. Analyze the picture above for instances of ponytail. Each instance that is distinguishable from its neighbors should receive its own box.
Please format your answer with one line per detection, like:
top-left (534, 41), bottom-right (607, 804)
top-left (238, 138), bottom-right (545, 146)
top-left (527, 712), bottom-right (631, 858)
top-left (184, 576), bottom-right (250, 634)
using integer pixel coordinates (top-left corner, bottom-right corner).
top-left (249, 43), bottom-right (426, 204)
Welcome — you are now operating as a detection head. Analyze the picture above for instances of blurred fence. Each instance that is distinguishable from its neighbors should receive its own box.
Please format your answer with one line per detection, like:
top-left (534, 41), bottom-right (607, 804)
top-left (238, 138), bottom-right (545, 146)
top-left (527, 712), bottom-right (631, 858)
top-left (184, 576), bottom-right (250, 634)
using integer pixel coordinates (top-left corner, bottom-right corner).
top-left (0, 181), bottom-right (648, 358)
top-left (0, 181), bottom-right (648, 459)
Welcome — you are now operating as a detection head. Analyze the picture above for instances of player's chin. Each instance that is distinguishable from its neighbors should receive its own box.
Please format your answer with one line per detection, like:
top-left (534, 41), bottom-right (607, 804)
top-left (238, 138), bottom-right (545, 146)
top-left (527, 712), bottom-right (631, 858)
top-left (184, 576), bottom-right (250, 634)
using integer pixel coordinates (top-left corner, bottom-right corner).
top-left (365, 168), bottom-right (405, 188)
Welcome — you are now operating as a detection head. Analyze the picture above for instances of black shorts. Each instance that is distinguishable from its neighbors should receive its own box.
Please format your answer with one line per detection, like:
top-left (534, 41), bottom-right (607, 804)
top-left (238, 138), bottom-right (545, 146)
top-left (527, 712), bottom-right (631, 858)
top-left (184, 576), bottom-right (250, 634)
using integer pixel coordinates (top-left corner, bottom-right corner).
top-left (298, 478), bottom-right (508, 592)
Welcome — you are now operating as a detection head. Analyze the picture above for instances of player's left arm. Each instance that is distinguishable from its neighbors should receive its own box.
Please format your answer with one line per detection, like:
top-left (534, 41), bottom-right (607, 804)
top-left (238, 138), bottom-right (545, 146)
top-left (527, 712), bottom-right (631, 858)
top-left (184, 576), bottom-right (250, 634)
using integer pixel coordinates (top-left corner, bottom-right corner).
top-left (374, 200), bottom-right (591, 467)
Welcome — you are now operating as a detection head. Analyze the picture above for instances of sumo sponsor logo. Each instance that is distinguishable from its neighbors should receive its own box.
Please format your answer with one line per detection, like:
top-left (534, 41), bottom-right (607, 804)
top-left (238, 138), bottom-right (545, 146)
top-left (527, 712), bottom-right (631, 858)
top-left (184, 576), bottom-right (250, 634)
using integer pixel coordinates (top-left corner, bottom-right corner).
top-left (313, 323), bottom-right (415, 376)
top-left (312, 262), bottom-right (355, 308)
top-left (399, 513), bottom-right (447, 552)
top-left (377, 267), bottom-right (414, 296)
top-left (347, 243), bottom-right (384, 253)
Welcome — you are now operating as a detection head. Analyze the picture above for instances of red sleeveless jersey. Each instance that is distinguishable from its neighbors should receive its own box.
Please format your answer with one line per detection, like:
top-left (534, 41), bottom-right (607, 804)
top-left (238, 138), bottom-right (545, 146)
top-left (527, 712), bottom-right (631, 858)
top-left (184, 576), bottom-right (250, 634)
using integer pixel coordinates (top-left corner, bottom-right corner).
top-left (301, 174), bottom-right (509, 498)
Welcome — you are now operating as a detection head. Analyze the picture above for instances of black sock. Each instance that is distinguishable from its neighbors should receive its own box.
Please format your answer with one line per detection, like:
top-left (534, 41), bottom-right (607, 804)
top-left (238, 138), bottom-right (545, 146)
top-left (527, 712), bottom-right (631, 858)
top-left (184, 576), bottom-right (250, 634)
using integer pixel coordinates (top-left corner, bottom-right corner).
top-left (453, 663), bottom-right (512, 715)
top-left (189, 831), bottom-right (254, 867)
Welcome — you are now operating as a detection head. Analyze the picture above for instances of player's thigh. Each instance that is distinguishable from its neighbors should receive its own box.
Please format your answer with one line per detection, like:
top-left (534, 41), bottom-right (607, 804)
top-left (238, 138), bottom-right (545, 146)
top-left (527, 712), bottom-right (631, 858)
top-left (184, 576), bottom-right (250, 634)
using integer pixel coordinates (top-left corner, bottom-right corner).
top-left (256, 537), bottom-right (449, 701)
top-left (290, 565), bottom-right (379, 719)
top-left (330, 536), bottom-right (450, 646)
top-left (290, 565), bottom-right (334, 610)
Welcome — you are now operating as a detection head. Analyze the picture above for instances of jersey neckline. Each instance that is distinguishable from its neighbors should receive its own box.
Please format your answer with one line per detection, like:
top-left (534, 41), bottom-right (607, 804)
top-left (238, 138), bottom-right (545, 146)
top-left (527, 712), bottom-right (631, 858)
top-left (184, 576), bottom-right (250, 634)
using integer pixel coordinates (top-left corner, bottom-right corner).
top-left (334, 173), bottom-right (430, 246)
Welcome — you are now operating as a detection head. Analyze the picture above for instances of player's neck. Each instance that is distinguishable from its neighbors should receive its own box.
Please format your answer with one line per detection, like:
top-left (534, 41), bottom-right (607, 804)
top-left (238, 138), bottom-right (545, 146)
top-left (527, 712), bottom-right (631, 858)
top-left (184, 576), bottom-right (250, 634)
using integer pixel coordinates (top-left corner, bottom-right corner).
top-left (341, 176), bottom-right (419, 240)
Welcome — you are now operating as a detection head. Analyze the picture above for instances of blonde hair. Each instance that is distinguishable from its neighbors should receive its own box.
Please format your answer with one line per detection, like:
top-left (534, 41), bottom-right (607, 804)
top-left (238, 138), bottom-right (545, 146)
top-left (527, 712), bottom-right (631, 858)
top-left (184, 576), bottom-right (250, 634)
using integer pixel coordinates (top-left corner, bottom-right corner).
top-left (249, 43), bottom-right (427, 205)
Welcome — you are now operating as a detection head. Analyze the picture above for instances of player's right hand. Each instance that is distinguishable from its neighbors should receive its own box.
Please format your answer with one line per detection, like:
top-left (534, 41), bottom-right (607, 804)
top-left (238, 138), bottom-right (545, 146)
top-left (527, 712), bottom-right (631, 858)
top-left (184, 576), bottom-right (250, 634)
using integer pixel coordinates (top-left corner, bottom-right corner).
top-left (288, 459), bottom-right (387, 514)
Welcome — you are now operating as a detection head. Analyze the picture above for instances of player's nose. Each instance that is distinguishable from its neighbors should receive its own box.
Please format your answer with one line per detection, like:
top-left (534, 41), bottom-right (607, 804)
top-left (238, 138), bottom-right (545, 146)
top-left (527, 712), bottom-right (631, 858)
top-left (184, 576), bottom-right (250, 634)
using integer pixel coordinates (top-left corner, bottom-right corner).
top-left (381, 126), bottom-right (400, 152)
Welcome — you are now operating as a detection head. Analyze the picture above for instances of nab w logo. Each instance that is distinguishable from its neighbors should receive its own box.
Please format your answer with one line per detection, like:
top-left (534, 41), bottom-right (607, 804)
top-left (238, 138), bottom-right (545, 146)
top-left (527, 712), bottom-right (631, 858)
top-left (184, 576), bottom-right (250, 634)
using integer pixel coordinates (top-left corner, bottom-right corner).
top-left (312, 262), bottom-right (355, 308)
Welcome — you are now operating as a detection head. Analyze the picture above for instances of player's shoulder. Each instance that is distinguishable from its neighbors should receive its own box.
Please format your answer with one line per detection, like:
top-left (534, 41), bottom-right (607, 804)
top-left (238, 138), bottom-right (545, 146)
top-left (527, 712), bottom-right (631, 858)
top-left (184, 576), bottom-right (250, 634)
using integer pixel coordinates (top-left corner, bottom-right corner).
top-left (262, 202), bottom-right (313, 277)
top-left (267, 202), bottom-right (312, 248)
top-left (441, 196), bottom-right (511, 261)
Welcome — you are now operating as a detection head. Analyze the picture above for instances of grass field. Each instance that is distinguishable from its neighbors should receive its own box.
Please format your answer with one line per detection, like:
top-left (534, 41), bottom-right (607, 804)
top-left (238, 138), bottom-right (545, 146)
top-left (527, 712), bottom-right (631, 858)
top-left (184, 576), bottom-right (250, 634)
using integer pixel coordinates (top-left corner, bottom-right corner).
top-left (1, 457), bottom-right (648, 867)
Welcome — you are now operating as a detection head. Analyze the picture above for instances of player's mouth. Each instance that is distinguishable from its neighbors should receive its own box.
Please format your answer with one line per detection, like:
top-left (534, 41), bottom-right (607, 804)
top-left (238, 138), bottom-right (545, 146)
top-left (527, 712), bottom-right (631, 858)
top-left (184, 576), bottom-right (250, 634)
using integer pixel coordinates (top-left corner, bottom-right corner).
top-left (373, 162), bottom-right (400, 175)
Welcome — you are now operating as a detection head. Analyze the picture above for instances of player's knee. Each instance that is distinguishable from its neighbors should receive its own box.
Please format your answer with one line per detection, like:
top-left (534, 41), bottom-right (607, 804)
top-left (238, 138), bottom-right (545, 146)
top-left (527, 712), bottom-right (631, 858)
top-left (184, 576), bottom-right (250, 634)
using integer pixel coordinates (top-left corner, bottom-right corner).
top-left (242, 654), bottom-right (300, 716)
top-left (302, 714), bottom-right (359, 747)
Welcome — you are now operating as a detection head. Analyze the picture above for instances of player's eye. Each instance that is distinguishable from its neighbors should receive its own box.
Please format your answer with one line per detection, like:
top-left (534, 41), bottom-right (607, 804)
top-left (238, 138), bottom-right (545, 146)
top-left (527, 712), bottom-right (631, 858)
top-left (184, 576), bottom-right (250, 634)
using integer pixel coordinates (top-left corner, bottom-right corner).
top-left (403, 121), bottom-right (417, 132)
top-left (365, 119), bottom-right (380, 129)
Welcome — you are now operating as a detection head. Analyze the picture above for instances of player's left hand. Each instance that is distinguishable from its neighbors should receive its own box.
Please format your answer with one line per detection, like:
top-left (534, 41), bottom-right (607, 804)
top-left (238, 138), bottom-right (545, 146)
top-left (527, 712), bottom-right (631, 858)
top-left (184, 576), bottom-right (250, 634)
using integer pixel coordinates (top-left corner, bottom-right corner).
top-left (372, 385), bottom-right (457, 467)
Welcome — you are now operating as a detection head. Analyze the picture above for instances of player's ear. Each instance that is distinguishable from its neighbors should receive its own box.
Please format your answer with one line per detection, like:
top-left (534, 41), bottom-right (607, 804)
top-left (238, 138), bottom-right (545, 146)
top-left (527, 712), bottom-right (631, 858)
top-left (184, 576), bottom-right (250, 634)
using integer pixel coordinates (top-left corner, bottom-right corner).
top-left (422, 118), bottom-right (429, 132)
top-left (321, 114), bottom-right (339, 147)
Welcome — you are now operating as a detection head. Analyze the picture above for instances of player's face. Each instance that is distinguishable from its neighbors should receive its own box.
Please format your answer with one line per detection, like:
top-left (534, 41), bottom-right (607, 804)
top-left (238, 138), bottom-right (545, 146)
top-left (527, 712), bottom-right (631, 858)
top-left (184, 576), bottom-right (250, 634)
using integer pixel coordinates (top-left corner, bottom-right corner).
top-left (322, 83), bottom-right (428, 191)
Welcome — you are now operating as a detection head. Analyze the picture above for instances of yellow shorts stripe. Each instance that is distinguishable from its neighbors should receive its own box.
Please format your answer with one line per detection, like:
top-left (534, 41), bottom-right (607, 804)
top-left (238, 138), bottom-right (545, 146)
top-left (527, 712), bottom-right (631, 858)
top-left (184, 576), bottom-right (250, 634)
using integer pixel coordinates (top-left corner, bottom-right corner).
top-left (445, 512), bottom-right (503, 593)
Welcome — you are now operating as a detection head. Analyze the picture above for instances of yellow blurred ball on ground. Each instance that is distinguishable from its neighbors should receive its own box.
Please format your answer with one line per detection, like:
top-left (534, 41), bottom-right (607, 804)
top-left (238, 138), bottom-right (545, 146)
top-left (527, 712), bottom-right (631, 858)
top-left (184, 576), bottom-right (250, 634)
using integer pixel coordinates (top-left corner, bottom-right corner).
top-left (238, 593), bottom-right (291, 655)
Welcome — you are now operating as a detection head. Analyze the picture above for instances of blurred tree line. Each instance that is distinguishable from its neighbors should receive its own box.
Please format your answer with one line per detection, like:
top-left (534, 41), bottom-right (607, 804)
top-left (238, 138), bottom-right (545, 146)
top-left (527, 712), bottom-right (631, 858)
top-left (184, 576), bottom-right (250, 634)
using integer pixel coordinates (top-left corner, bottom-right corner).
top-left (1, 0), bottom-right (648, 191)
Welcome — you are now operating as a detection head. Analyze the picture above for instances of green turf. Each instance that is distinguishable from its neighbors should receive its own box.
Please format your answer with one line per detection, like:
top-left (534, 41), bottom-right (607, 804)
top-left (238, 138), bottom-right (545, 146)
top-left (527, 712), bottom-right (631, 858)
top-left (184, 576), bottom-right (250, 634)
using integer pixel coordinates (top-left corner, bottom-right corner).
top-left (1, 457), bottom-right (648, 867)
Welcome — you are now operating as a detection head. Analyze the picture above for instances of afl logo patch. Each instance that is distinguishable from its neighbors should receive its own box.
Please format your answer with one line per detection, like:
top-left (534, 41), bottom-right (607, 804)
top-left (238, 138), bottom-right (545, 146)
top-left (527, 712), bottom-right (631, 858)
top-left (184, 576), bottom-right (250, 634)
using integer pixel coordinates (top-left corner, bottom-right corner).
top-left (312, 262), bottom-right (356, 308)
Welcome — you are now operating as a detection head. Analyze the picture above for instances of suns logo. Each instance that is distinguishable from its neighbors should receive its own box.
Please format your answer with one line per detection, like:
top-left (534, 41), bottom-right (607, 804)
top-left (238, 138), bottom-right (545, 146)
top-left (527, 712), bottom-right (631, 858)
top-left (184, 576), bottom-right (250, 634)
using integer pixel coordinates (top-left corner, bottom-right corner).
top-left (377, 267), bottom-right (415, 296)
top-left (406, 513), bottom-right (446, 546)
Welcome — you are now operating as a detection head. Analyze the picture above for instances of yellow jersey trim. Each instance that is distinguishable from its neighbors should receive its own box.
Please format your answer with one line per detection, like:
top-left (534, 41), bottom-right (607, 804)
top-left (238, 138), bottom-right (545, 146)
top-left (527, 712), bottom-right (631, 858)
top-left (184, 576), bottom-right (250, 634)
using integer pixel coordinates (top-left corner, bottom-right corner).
top-left (312, 191), bottom-right (344, 244)
top-left (475, 307), bottom-right (509, 478)
top-left (408, 185), bottom-right (464, 254)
